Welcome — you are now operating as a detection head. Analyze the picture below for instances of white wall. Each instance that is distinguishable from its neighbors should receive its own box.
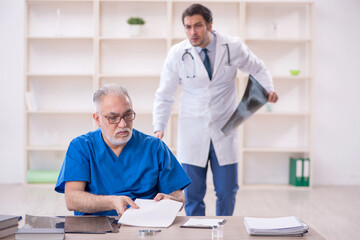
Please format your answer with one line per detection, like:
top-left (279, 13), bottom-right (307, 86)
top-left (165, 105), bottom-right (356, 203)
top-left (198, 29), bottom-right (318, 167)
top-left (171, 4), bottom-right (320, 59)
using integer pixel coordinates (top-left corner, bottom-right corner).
top-left (0, 0), bottom-right (359, 185)
top-left (0, 0), bottom-right (25, 183)
top-left (312, 0), bottom-right (360, 185)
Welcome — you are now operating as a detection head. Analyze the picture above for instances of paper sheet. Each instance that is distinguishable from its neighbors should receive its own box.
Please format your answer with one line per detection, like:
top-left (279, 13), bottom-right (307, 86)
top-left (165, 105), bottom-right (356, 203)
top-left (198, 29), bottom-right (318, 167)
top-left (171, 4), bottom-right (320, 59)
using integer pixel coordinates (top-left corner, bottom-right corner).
top-left (118, 199), bottom-right (182, 228)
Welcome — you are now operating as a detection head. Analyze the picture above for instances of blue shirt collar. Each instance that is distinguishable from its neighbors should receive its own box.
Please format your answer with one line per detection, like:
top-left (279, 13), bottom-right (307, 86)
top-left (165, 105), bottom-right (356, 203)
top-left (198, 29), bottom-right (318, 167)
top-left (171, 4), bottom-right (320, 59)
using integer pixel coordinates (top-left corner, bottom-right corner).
top-left (195, 31), bottom-right (216, 54)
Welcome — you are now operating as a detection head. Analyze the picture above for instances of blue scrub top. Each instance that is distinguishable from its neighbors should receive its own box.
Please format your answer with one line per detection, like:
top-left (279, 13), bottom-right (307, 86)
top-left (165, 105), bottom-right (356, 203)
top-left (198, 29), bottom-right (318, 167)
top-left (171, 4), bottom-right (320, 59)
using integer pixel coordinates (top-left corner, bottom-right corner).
top-left (55, 128), bottom-right (191, 216)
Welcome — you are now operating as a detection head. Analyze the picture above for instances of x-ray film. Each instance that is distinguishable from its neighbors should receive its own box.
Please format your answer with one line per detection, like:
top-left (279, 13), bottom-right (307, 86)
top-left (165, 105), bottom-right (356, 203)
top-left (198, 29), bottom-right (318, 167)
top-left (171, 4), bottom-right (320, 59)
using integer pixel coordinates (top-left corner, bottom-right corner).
top-left (221, 75), bottom-right (269, 135)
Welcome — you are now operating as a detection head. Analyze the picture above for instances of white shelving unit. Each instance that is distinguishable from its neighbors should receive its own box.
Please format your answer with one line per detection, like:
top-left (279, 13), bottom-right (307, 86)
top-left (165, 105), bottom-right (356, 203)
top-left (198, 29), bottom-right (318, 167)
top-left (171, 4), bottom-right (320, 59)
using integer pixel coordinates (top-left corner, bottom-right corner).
top-left (239, 2), bottom-right (313, 187)
top-left (24, 0), bottom-right (313, 187)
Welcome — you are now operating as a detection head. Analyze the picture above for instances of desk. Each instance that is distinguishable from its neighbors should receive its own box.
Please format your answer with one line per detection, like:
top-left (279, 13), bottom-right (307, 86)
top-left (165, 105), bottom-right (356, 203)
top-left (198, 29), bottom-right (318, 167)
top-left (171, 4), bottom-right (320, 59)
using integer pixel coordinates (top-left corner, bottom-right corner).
top-left (66, 216), bottom-right (325, 240)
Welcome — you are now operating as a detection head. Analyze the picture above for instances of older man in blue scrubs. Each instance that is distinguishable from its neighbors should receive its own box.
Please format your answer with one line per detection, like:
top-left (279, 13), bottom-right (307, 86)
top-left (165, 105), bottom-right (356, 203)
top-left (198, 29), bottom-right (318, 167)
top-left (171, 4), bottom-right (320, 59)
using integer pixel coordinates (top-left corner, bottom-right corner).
top-left (55, 84), bottom-right (191, 216)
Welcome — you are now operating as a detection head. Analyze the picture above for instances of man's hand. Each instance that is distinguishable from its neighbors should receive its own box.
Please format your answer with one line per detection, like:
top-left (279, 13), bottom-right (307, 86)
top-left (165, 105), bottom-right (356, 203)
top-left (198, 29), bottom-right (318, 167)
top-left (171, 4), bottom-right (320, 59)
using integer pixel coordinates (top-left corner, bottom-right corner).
top-left (154, 193), bottom-right (178, 202)
top-left (154, 190), bottom-right (185, 211)
top-left (268, 91), bottom-right (279, 103)
top-left (111, 196), bottom-right (139, 216)
top-left (154, 130), bottom-right (164, 139)
top-left (65, 181), bottom-right (138, 216)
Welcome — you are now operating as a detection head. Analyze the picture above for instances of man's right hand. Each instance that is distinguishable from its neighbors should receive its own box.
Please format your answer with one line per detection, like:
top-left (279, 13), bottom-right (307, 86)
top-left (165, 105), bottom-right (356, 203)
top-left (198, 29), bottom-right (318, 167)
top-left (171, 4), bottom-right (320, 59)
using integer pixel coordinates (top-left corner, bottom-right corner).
top-left (65, 181), bottom-right (139, 216)
top-left (154, 130), bottom-right (164, 139)
top-left (112, 196), bottom-right (139, 216)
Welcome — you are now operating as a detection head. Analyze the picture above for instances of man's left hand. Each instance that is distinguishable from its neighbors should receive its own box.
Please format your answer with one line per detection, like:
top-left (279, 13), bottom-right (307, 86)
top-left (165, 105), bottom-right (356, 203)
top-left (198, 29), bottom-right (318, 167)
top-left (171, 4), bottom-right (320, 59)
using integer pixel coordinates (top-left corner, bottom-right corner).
top-left (154, 193), bottom-right (178, 202)
top-left (154, 190), bottom-right (185, 211)
top-left (268, 91), bottom-right (279, 103)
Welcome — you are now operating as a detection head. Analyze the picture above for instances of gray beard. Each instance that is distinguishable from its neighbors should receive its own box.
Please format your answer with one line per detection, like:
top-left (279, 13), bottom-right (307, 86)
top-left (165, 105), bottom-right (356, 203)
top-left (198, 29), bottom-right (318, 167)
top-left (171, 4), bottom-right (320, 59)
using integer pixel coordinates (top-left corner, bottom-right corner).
top-left (102, 128), bottom-right (132, 146)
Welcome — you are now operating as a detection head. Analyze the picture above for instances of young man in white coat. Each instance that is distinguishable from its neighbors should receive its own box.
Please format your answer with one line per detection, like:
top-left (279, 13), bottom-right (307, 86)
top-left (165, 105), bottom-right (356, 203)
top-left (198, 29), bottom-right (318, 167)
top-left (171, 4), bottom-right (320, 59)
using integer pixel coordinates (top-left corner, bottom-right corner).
top-left (153, 4), bottom-right (278, 216)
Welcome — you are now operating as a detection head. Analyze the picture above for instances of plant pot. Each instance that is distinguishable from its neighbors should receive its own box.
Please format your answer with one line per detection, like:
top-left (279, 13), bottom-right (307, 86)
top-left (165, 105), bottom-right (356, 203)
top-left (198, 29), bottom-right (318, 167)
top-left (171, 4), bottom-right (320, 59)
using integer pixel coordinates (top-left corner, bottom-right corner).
top-left (129, 25), bottom-right (142, 37)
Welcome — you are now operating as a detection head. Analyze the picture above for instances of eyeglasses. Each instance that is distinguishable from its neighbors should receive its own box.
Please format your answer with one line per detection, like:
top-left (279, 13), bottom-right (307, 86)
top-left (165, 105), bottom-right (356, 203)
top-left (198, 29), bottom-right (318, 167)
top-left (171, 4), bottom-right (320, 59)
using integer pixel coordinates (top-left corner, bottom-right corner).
top-left (99, 111), bottom-right (136, 124)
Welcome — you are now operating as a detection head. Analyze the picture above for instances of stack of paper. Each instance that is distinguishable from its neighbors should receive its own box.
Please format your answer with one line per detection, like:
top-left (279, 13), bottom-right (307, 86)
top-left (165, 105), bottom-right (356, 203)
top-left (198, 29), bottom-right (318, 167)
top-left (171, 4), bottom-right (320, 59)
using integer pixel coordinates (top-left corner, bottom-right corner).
top-left (244, 216), bottom-right (309, 236)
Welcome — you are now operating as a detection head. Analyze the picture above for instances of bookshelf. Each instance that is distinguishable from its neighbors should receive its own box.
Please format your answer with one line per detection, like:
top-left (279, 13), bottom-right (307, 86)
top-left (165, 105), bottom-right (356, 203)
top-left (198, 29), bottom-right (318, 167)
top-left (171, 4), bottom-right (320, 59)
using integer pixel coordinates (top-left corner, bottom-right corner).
top-left (24, 0), bottom-right (313, 187)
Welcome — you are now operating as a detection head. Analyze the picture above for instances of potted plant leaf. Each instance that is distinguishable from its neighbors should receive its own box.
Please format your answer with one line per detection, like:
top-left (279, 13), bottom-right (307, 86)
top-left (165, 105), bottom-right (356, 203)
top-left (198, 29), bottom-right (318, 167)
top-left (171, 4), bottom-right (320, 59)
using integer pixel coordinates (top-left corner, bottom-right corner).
top-left (127, 17), bottom-right (145, 37)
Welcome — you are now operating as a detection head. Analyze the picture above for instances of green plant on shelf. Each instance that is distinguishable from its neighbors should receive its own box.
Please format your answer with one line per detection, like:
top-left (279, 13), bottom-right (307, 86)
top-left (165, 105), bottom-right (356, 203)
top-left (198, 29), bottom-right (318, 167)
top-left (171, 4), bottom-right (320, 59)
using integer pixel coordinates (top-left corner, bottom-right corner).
top-left (127, 17), bottom-right (145, 25)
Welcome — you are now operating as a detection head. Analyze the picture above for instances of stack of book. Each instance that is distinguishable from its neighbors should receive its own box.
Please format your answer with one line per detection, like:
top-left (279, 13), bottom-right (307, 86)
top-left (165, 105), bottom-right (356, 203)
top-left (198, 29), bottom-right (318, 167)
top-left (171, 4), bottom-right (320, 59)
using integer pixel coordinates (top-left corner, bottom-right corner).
top-left (244, 216), bottom-right (309, 236)
top-left (0, 215), bottom-right (21, 240)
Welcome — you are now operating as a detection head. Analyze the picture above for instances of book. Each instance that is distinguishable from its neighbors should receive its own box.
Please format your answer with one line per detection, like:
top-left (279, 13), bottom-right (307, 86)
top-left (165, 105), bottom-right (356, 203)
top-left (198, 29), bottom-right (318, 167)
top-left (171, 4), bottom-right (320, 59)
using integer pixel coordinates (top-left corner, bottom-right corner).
top-left (0, 225), bottom-right (18, 239)
top-left (15, 228), bottom-right (64, 240)
top-left (0, 215), bottom-right (21, 230)
top-left (244, 216), bottom-right (309, 236)
top-left (0, 234), bottom-right (15, 240)
top-left (180, 218), bottom-right (226, 229)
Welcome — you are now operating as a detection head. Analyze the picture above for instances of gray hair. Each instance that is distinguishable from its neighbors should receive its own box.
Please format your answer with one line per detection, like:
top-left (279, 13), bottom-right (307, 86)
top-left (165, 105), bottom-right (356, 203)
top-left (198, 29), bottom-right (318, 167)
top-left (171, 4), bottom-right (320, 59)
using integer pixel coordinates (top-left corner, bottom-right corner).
top-left (93, 83), bottom-right (132, 112)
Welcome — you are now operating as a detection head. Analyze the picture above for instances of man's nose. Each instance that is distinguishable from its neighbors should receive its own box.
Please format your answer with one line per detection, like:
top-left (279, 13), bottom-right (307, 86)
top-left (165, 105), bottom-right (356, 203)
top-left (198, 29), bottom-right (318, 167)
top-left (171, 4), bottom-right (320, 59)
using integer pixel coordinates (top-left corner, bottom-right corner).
top-left (117, 118), bottom-right (127, 127)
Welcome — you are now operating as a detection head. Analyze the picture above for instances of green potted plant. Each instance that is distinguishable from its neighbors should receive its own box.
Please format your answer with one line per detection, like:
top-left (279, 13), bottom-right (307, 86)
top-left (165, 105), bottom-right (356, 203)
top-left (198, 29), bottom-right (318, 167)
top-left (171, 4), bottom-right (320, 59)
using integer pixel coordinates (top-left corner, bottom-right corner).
top-left (127, 17), bottom-right (145, 37)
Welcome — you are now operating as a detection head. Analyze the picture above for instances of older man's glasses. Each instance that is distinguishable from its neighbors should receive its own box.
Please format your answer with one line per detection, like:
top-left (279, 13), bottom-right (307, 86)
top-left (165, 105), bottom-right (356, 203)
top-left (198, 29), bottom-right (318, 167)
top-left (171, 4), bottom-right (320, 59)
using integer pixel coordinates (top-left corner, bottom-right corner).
top-left (100, 111), bottom-right (136, 124)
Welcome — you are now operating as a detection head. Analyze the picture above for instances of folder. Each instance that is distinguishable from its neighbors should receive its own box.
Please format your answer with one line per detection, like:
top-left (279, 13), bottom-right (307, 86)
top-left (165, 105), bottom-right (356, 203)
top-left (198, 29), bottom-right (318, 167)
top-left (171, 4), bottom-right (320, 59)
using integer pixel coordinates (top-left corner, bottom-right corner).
top-left (302, 159), bottom-right (310, 186)
top-left (289, 158), bottom-right (310, 187)
top-left (221, 75), bottom-right (269, 135)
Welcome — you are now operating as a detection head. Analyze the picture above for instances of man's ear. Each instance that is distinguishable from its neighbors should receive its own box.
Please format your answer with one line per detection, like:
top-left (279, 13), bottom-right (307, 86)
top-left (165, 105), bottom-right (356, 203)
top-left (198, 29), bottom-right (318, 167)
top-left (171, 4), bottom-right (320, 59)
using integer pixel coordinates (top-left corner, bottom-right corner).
top-left (207, 21), bottom-right (213, 32)
top-left (93, 113), bottom-right (101, 127)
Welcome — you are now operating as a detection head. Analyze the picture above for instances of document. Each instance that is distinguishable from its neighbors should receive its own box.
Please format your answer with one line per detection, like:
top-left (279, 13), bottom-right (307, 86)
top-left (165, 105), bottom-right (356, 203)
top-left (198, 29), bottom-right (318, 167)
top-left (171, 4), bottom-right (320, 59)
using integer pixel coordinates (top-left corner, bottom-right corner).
top-left (180, 218), bottom-right (226, 229)
top-left (118, 199), bottom-right (182, 228)
top-left (244, 216), bottom-right (309, 236)
top-left (222, 75), bottom-right (269, 135)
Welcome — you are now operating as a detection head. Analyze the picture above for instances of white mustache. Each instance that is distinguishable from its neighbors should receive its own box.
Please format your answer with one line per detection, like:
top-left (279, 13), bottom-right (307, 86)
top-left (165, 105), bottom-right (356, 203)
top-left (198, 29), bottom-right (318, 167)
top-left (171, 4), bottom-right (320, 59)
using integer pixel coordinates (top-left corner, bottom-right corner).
top-left (115, 128), bottom-right (131, 135)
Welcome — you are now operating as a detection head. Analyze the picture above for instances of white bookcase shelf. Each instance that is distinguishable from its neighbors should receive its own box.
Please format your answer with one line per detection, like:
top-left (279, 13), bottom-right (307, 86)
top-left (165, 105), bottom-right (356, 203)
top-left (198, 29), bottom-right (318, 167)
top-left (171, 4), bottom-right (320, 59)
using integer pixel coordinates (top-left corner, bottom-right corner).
top-left (24, 0), bottom-right (314, 187)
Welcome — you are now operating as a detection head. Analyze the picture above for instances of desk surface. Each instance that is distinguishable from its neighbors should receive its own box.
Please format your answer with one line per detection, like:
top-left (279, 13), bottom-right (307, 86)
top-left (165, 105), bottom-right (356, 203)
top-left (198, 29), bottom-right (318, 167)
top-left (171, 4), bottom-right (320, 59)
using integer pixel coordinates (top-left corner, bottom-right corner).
top-left (66, 216), bottom-right (325, 240)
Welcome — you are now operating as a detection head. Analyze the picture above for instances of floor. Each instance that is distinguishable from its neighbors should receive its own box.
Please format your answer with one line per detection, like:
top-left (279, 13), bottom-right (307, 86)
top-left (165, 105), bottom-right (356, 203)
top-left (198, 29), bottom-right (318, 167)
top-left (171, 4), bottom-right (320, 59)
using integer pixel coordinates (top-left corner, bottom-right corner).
top-left (0, 184), bottom-right (359, 239)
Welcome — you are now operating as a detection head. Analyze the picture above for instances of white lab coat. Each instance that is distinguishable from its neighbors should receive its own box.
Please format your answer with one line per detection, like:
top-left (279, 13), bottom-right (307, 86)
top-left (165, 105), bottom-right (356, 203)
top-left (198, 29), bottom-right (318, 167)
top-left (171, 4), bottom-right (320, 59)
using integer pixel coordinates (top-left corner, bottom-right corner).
top-left (153, 31), bottom-right (274, 167)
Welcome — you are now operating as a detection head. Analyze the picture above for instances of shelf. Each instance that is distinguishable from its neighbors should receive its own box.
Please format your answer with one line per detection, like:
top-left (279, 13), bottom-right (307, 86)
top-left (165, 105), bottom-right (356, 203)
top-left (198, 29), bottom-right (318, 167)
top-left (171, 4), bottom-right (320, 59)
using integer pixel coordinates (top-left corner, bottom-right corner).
top-left (28, 39), bottom-right (93, 74)
top-left (24, 0), bottom-right (313, 187)
top-left (273, 75), bottom-right (310, 80)
top-left (26, 0), bottom-right (92, 2)
top-left (100, 1), bottom-right (167, 38)
top-left (27, 1), bottom-right (94, 37)
top-left (99, 36), bottom-right (167, 40)
top-left (243, 147), bottom-right (310, 153)
top-left (245, 38), bottom-right (311, 43)
top-left (27, 146), bottom-right (67, 151)
top-left (241, 184), bottom-right (310, 190)
top-left (99, 73), bottom-right (160, 78)
top-left (27, 110), bottom-right (93, 114)
top-left (27, 73), bottom-right (93, 77)
top-left (27, 36), bottom-right (93, 40)
top-left (254, 112), bottom-right (309, 116)
top-left (100, 39), bottom-right (166, 75)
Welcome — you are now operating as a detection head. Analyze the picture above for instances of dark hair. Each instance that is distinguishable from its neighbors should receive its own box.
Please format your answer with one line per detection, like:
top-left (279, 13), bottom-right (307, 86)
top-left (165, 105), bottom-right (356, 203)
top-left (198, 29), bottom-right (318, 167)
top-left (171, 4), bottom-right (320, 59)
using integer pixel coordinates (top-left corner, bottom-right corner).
top-left (182, 4), bottom-right (213, 25)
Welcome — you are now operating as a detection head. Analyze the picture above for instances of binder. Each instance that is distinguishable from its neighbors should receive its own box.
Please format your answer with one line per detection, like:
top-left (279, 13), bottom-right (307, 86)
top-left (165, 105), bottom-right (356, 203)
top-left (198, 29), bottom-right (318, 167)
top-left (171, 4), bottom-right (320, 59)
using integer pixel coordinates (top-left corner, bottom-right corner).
top-left (302, 159), bottom-right (310, 186)
top-left (289, 158), bottom-right (310, 187)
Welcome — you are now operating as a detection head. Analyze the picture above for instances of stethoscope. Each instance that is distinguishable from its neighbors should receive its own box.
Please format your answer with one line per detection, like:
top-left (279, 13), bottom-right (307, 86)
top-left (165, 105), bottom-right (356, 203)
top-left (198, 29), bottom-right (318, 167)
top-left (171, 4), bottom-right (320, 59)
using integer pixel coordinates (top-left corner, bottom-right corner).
top-left (182, 44), bottom-right (231, 79)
